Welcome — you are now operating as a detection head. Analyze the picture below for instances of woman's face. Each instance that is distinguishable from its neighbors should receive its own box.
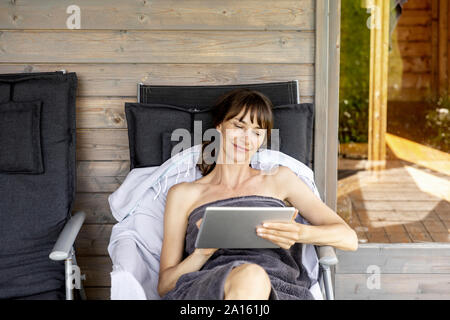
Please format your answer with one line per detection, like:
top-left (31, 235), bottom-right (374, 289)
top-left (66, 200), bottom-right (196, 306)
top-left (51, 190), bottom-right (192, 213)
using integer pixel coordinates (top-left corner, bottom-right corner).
top-left (216, 108), bottom-right (267, 164)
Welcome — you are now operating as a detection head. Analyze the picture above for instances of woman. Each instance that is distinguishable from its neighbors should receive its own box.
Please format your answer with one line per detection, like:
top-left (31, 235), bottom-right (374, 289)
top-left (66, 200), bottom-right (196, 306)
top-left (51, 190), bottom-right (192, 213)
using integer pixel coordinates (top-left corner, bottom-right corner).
top-left (158, 89), bottom-right (358, 300)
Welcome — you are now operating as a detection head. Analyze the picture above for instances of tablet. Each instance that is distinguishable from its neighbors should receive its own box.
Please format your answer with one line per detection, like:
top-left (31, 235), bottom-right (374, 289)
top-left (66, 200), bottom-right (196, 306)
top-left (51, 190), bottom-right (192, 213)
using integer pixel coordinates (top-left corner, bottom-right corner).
top-left (194, 206), bottom-right (296, 249)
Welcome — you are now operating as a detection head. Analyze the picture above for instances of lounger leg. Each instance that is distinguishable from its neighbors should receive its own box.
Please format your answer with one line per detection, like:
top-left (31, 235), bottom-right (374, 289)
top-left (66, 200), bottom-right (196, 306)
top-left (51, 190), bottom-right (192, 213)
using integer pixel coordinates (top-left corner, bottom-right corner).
top-left (71, 253), bottom-right (87, 300)
top-left (65, 258), bottom-right (74, 300)
top-left (65, 248), bottom-right (86, 300)
top-left (322, 265), bottom-right (334, 300)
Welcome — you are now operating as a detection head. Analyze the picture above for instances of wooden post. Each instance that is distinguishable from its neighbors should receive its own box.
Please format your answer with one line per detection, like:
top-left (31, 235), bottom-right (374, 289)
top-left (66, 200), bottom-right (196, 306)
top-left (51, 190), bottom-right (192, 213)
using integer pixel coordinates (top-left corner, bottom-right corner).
top-left (367, 0), bottom-right (390, 173)
top-left (439, 0), bottom-right (448, 96)
top-left (315, 0), bottom-right (341, 210)
top-left (315, 0), bottom-right (341, 299)
top-left (431, 0), bottom-right (439, 97)
top-left (447, 0), bottom-right (450, 95)
top-left (431, 0), bottom-right (449, 97)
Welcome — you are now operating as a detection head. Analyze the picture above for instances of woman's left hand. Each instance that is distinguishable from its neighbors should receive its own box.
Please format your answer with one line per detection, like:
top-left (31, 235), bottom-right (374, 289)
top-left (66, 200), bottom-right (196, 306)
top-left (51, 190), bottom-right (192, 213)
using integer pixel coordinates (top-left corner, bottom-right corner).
top-left (256, 208), bottom-right (305, 249)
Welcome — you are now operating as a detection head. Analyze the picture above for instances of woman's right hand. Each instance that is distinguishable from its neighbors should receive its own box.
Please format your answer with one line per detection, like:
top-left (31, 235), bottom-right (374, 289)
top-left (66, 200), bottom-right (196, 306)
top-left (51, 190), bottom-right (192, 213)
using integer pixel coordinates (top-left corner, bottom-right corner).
top-left (194, 218), bottom-right (219, 256)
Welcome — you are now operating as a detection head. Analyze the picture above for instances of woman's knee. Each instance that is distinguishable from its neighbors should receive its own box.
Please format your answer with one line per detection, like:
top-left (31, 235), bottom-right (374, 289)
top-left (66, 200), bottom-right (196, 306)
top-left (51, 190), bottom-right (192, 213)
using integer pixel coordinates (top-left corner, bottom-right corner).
top-left (224, 263), bottom-right (271, 299)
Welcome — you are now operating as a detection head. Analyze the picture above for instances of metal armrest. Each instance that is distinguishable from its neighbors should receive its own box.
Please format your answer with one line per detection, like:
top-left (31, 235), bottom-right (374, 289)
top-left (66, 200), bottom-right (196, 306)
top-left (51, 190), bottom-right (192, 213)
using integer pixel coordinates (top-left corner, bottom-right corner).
top-left (318, 245), bottom-right (338, 300)
top-left (318, 245), bottom-right (338, 266)
top-left (49, 211), bottom-right (86, 261)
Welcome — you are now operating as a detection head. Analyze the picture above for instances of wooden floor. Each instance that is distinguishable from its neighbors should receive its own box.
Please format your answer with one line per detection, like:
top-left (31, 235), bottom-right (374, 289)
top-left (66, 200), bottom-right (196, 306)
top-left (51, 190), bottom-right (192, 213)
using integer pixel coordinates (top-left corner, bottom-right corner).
top-left (337, 159), bottom-right (450, 244)
top-left (334, 242), bottom-right (450, 299)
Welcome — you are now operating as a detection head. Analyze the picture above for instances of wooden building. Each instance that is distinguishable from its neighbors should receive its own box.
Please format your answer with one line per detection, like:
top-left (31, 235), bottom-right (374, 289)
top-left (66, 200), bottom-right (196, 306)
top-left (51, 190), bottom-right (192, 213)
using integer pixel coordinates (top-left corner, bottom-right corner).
top-left (2, 0), bottom-right (448, 300)
top-left (389, 0), bottom-right (450, 101)
top-left (0, 0), bottom-right (340, 299)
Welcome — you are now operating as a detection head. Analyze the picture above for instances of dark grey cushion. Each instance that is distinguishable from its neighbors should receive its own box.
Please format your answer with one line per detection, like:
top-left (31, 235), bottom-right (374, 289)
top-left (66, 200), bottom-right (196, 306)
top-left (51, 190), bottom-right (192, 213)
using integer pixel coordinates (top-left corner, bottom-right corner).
top-left (139, 81), bottom-right (299, 108)
top-left (0, 71), bottom-right (77, 299)
top-left (271, 103), bottom-right (314, 169)
top-left (133, 81), bottom-right (318, 168)
top-left (0, 100), bottom-right (44, 174)
top-left (161, 131), bottom-right (187, 164)
top-left (193, 108), bottom-right (215, 138)
top-left (193, 103), bottom-right (315, 168)
top-left (125, 103), bottom-right (192, 168)
top-left (127, 102), bottom-right (314, 169)
top-left (15, 288), bottom-right (65, 300)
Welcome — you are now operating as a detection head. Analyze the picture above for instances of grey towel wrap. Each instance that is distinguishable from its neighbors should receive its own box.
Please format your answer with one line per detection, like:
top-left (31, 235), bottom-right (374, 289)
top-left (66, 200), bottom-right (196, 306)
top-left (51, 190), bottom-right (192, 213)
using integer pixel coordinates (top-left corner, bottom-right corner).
top-left (161, 195), bottom-right (314, 300)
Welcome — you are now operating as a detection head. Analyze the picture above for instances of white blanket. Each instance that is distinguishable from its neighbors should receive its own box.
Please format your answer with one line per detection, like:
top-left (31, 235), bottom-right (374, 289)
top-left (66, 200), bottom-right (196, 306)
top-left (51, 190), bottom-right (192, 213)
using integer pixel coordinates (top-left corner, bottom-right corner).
top-left (108, 144), bottom-right (323, 300)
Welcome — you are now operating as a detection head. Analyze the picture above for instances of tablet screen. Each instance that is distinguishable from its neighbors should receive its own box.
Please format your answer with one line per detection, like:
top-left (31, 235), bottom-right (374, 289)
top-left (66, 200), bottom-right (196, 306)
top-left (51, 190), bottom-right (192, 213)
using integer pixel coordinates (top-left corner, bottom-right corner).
top-left (195, 206), bottom-right (296, 249)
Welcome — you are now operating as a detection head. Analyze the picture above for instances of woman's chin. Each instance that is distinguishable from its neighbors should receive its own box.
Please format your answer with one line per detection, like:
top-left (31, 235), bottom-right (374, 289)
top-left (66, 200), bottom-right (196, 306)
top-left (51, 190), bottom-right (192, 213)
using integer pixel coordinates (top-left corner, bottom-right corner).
top-left (219, 154), bottom-right (248, 164)
top-left (232, 153), bottom-right (252, 164)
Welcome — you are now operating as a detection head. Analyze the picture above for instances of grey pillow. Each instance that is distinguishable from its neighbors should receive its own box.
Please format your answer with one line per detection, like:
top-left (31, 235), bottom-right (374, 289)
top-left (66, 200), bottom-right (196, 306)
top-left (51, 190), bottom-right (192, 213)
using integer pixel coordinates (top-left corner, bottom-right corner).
top-left (127, 102), bottom-right (314, 169)
top-left (161, 131), bottom-right (187, 164)
top-left (193, 103), bottom-right (314, 168)
top-left (271, 103), bottom-right (314, 168)
top-left (0, 100), bottom-right (43, 174)
top-left (125, 103), bottom-right (192, 168)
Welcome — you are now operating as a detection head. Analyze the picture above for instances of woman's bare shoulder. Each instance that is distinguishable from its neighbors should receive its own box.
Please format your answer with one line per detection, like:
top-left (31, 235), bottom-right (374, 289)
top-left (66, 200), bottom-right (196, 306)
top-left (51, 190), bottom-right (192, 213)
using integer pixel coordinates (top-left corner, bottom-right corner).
top-left (168, 180), bottom-right (205, 196)
top-left (266, 165), bottom-right (297, 199)
top-left (259, 165), bottom-right (292, 183)
top-left (166, 181), bottom-right (204, 217)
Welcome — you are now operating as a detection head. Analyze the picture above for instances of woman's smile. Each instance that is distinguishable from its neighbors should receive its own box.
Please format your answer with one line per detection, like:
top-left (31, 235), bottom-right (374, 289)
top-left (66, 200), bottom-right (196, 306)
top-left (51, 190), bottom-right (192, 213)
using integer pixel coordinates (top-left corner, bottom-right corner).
top-left (232, 143), bottom-right (250, 152)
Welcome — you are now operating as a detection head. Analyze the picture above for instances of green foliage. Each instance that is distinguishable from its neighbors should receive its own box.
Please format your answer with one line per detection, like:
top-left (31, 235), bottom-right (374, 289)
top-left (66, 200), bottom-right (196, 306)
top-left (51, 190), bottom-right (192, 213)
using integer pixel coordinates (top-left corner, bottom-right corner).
top-left (424, 93), bottom-right (450, 152)
top-left (339, 0), bottom-right (371, 143)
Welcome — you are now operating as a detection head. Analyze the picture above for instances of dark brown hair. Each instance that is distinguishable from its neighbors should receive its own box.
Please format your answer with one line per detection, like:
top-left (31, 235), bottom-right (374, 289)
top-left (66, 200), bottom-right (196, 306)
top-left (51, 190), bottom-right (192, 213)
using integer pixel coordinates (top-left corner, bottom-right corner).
top-left (197, 88), bottom-right (273, 176)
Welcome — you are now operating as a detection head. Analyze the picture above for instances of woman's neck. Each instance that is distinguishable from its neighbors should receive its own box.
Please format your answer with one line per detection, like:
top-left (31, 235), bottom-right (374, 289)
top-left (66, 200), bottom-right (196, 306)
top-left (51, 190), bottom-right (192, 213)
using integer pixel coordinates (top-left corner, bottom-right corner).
top-left (208, 163), bottom-right (253, 190)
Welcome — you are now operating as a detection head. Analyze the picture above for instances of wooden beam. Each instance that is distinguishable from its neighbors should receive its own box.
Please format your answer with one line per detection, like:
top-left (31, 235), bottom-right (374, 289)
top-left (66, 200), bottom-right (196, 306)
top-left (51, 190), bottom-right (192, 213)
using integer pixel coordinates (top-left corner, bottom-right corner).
top-left (431, 0), bottom-right (450, 96)
top-left (314, 0), bottom-right (341, 210)
top-left (0, 64), bottom-right (314, 98)
top-left (314, 0), bottom-right (329, 203)
top-left (335, 274), bottom-right (450, 299)
top-left (0, 0), bottom-right (315, 31)
top-left (439, 0), bottom-right (448, 95)
top-left (431, 0), bottom-right (439, 96)
top-left (315, 1), bottom-right (341, 296)
top-left (336, 243), bottom-right (450, 274)
top-left (447, 0), bottom-right (450, 94)
top-left (335, 243), bottom-right (450, 299)
top-left (0, 30), bottom-right (315, 64)
top-left (368, 0), bottom-right (390, 172)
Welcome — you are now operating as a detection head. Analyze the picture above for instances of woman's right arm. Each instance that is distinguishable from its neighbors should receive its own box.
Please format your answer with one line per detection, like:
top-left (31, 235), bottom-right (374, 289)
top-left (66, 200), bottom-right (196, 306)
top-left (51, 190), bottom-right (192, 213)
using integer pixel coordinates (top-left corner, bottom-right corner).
top-left (157, 183), bottom-right (215, 298)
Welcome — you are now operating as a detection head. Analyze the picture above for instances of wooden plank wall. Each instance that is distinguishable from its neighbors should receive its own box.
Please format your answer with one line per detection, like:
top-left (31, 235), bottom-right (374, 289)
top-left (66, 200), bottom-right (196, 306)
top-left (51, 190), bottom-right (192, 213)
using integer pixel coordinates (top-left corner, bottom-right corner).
top-left (389, 0), bottom-right (450, 101)
top-left (335, 243), bottom-right (450, 299)
top-left (0, 0), bottom-right (316, 299)
top-left (389, 0), bottom-right (432, 101)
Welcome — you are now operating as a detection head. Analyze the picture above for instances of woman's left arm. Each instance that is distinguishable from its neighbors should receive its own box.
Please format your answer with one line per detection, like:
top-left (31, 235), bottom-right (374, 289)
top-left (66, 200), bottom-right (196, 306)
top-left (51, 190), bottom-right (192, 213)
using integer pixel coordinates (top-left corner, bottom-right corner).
top-left (258, 166), bottom-right (358, 251)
